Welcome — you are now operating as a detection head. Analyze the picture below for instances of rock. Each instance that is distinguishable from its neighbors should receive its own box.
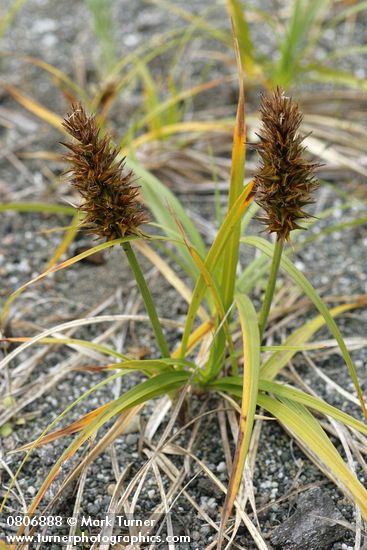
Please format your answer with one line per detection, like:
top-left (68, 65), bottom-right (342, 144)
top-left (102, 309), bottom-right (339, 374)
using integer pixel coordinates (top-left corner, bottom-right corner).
top-left (125, 433), bottom-right (139, 445)
top-left (124, 415), bottom-right (140, 434)
top-left (270, 487), bottom-right (347, 549)
top-left (199, 496), bottom-right (217, 513)
top-left (107, 483), bottom-right (116, 496)
top-left (197, 478), bottom-right (222, 499)
top-left (216, 461), bottom-right (226, 473)
top-left (87, 502), bottom-right (101, 515)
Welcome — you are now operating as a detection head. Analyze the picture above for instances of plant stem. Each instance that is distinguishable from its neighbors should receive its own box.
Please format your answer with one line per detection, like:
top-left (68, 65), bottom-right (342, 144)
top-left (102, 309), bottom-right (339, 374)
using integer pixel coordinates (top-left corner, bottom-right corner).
top-left (258, 237), bottom-right (284, 340)
top-left (121, 242), bottom-right (170, 357)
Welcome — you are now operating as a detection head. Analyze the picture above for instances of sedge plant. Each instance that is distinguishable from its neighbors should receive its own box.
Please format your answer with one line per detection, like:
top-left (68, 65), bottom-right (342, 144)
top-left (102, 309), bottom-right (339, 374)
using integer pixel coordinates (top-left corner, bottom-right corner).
top-left (62, 104), bottom-right (169, 359)
top-left (254, 88), bottom-right (319, 339)
top-left (1, 80), bottom-right (367, 548)
top-left (2, 0), bottom-right (367, 256)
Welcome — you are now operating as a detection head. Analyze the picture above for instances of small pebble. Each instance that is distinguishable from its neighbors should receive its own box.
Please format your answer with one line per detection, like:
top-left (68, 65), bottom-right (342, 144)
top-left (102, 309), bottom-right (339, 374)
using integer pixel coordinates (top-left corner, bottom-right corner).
top-left (125, 433), bottom-right (139, 445)
top-left (216, 461), bottom-right (226, 473)
top-left (192, 531), bottom-right (200, 541)
top-left (107, 484), bottom-right (116, 496)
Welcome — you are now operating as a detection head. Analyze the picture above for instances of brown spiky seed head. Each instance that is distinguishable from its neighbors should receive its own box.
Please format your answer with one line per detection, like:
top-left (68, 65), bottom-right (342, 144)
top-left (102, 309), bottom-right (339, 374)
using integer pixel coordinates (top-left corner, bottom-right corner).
top-left (62, 103), bottom-right (148, 240)
top-left (253, 87), bottom-right (319, 241)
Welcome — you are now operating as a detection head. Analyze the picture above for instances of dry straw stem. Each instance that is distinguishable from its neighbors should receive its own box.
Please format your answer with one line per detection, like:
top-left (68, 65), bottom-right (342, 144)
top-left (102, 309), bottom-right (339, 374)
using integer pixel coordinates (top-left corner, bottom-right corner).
top-left (62, 103), bottom-right (148, 240)
top-left (254, 87), bottom-right (319, 241)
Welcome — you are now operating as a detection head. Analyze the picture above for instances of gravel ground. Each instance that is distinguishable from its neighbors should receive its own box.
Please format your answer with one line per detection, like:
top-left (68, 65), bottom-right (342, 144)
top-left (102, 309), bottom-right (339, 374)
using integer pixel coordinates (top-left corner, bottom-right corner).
top-left (1, 1), bottom-right (367, 549)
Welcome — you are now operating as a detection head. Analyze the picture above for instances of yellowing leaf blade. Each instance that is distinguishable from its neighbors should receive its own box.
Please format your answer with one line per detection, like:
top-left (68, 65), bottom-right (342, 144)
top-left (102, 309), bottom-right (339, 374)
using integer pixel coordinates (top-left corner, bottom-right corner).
top-left (1, 82), bottom-right (64, 132)
top-left (258, 394), bottom-right (367, 519)
top-left (217, 294), bottom-right (260, 549)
